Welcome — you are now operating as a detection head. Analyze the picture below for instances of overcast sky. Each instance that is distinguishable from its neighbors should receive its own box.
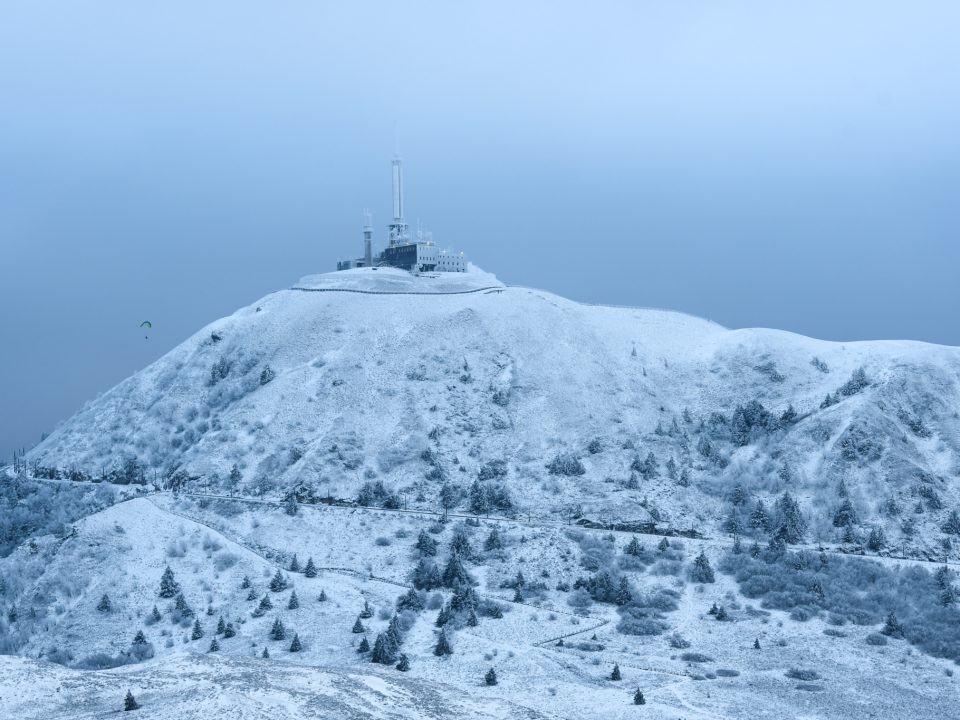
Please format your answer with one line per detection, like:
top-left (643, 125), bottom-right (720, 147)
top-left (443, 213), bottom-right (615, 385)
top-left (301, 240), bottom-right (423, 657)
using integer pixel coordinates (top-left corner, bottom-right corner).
top-left (1, 1), bottom-right (958, 455)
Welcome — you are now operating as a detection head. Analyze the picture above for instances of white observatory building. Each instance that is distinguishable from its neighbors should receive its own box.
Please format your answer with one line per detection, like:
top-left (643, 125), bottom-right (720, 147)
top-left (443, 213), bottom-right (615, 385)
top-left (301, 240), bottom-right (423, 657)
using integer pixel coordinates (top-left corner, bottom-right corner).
top-left (337, 155), bottom-right (467, 273)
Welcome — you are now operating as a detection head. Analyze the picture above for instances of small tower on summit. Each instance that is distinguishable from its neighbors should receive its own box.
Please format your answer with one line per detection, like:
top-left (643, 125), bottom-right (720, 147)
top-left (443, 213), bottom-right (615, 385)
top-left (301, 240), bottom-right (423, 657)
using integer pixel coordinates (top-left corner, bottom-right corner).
top-left (387, 154), bottom-right (408, 247)
top-left (362, 210), bottom-right (373, 267)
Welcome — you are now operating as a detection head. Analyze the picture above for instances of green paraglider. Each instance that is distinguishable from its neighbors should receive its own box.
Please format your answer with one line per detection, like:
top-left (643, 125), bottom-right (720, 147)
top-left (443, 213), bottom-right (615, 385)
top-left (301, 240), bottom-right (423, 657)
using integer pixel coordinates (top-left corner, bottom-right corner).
top-left (140, 320), bottom-right (152, 339)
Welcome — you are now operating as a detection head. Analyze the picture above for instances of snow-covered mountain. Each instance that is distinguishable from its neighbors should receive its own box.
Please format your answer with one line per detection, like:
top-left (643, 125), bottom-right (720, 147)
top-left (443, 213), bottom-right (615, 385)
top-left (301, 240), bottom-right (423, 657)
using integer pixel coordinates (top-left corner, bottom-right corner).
top-left (28, 266), bottom-right (960, 555)
top-left (5, 267), bottom-right (960, 718)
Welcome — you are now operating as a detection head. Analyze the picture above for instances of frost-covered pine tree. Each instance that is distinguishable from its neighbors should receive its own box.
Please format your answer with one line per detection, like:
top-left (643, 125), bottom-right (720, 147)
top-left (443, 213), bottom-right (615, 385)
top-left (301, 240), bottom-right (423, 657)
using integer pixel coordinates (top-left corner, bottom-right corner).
top-left (158, 566), bottom-right (180, 598)
top-left (435, 605), bottom-right (451, 627)
top-left (285, 495), bottom-right (298, 517)
top-left (442, 554), bottom-right (472, 588)
top-left (352, 617), bottom-right (366, 634)
top-left (208, 637), bottom-right (220, 653)
top-left (657, 537), bottom-right (669, 553)
top-left (615, 577), bottom-right (632, 605)
top-left (397, 588), bottom-right (424, 612)
top-left (484, 528), bottom-right (503, 551)
top-left (252, 595), bottom-right (272, 617)
top-left (223, 623), bottom-right (236, 638)
top-left (633, 688), bottom-right (645, 705)
top-left (690, 551), bottom-right (715, 583)
top-left (754, 638), bottom-right (761, 649)
top-left (513, 586), bottom-right (524, 603)
top-left (97, 594), bottom-right (112, 612)
top-left (943, 510), bottom-right (960, 536)
top-left (318, 589), bottom-right (328, 602)
top-left (269, 570), bottom-right (288, 593)
top-left (371, 632), bottom-right (398, 665)
top-left (132, 630), bottom-right (147, 645)
top-left (124, 690), bottom-right (139, 711)
top-left (304, 557), bottom-right (318, 578)
top-left (610, 664), bottom-right (621, 681)
top-left (469, 480), bottom-right (489, 515)
top-left (485, 667), bottom-right (498, 685)
top-left (288, 590), bottom-right (299, 610)
top-left (192, 619), bottom-right (204, 640)
top-left (881, 611), bottom-right (904, 638)
top-left (174, 593), bottom-right (194, 617)
top-left (433, 628), bottom-right (453, 656)
top-left (750, 500), bottom-right (771, 532)
top-left (415, 530), bottom-right (438, 556)
top-left (396, 653), bottom-right (410, 671)
top-left (149, 605), bottom-right (161, 623)
top-left (241, 575), bottom-right (251, 589)
top-left (624, 537), bottom-right (642, 556)
top-left (466, 608), bottom-right (479, 627)
top-left (289, 554), bottom-right (300, 572)
top-left (867, 526), bottom-right (886, 551)
top-left (270, 618), bottom-right (286, 641)
top-left (261, 647), bottom-right (270, 659)
top-left (357, 636), bottom-right (370, 653)
top-left (216, 616), bottom-right (226, 635)
top-left (289, 634), bottom-right (302, 652)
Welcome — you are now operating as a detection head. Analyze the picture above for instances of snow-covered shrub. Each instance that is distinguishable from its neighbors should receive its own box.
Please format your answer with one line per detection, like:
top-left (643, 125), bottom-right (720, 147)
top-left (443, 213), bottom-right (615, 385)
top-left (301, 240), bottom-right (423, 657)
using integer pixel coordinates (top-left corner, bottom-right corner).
top-left (546, 453), bottom-right (585, 477)
top-left (720, 548), bottom-right (960, 662)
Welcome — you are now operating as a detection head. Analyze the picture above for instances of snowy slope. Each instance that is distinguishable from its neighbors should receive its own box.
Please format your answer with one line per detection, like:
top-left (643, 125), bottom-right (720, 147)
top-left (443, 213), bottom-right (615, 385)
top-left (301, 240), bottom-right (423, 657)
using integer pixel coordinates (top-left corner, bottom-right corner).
top-left (0, 652), bottom-right (555, 720)
top-left (26, 266), bottom-right (960, 553)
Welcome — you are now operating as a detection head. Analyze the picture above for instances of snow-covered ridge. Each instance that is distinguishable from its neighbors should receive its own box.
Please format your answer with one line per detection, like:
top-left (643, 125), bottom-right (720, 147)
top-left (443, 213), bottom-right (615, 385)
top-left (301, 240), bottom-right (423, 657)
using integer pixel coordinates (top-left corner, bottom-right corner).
top-left (296, 265), bottom-right (504, 293)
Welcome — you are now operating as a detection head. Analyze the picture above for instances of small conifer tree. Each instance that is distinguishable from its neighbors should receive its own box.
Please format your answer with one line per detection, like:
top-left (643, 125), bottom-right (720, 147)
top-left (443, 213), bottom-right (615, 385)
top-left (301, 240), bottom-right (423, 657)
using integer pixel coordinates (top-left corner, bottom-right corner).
top-left (269, 569), bottom-right (288, 593)
top-left (97, 594), bottom-right (112, 612)
top-left (132, 630), bottom-right (147, 645)
top-left (150, 606), bottom-right (161, 623)
top-left (485, 667), bottom-right (498, 686)
top-left (434, 628), bottom-right (453, 656)
top-left (191, 619), bottom-right (204, 640)
top-left (174, 593), bottom-right (194, 617)
top-left (513, 586), bottom-right (524, 603)
top-left (611, 664), bottom-right (621, 681)
top-left (241, 575), bottom-right (251, 589)
top-left (247, 588), bottom-right (258, 602)
top-left (753, 638), bottom-right (761, 650)
top-left (289, 634), bottom-right (302, 652)
top-left (304, 558), bottom-right (318, 578)
top-left (270, 618), bottom-right (286, 641)
top-left (352, 617), bottom-right (366, 633)
top-left (396, 653), bottom-right (410, 671)
top-left (466, 608), bottom-right (479, 627)
top-left (124, 690), bottom-right (139, 711)
top-left (262, 647), bottom-right (270, 659)
top-left (318, 589), bottom-right (328, 602)
top-left (216, 617), bottom-right (226, 635)
top-left (223, 623), bottom-right (236, 639)
top-left (208, 637), bottom-right (220, 653)
top-left (158, 566), bottom-right (180, 598)
top-left (357, 636), bottom-right (370, 653)
top-left (633, 688), bottom-right (645, 705)
top-left (881, 611), bottom-right (904, 638)
top-left (289, 554), bottom-right (300, 573)
top-left (288, 590), bottom-right (299, 610)
top-left (359, 600), bottom-right (373, 619)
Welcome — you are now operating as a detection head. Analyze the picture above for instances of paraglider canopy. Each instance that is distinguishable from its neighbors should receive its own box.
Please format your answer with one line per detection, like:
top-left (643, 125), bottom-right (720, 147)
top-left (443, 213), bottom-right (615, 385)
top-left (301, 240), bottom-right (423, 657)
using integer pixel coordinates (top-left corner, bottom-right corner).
top-left (140, 321), bottom-right (152, 329)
